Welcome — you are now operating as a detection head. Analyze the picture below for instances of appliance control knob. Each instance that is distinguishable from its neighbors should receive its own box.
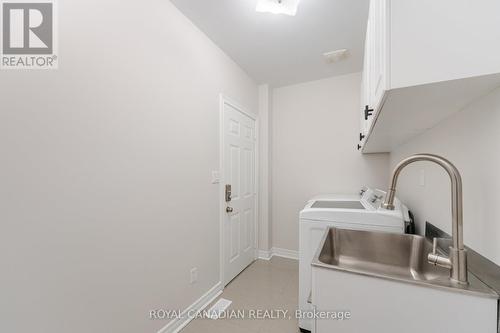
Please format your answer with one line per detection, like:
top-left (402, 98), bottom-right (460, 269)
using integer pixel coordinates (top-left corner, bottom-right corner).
top-left (359, 187), bottom-right (368, 196)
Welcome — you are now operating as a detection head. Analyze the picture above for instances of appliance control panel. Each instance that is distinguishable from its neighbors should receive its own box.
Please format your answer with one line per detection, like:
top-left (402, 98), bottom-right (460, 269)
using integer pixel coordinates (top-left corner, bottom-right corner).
top-left (360, 187), bottom-right (386, 209)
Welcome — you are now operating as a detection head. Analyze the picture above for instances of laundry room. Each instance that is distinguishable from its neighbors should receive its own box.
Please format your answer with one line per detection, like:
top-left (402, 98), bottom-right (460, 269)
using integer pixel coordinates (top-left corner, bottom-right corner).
top-left (1, 0), bottom-right (500, 333)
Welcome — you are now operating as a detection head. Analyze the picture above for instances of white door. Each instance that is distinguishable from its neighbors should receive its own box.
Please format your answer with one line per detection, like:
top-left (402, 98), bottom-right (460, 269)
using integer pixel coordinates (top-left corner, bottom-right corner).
top-left (222, 99), bottom-right (256, 286)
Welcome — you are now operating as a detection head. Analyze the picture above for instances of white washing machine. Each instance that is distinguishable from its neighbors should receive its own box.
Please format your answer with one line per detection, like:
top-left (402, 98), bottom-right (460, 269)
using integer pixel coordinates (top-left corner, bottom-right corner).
top-left (298, 187), bottom-right (412, 332)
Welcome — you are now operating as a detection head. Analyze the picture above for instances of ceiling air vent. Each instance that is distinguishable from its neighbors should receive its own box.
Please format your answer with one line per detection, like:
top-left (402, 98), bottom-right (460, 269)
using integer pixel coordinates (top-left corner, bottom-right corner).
top-left (323, 49), bottom-right (349, 64)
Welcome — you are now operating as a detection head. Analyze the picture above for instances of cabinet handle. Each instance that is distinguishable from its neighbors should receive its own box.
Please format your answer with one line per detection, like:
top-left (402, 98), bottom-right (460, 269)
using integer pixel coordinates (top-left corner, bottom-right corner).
top-left (359, 133), bottom-right (365, 141)
top-left (364, 105), bottom-right (374, 120)
top-left (357, 144), bottom-right (362, 150)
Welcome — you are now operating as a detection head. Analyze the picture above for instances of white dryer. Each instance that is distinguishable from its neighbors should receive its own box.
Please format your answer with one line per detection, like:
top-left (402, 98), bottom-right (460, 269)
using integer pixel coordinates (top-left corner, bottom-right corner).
top-left (298, 187), bottom-right (412, 332)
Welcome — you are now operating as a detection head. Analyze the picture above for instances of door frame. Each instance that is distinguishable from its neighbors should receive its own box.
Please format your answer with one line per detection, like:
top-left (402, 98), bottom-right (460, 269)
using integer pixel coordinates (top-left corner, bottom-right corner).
top-left (219, 94), bottom-right (259, 286)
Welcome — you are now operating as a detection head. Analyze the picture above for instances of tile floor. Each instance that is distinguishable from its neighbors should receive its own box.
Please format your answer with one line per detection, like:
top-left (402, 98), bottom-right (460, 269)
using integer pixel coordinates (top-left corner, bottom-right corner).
top-left (182, 257), bottom-right (301, 333)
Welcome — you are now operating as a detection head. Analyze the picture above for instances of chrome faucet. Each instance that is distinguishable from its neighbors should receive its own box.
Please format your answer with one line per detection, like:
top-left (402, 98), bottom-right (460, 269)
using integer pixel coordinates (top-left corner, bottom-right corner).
top-left (382, 154), bottom-right (468, 285)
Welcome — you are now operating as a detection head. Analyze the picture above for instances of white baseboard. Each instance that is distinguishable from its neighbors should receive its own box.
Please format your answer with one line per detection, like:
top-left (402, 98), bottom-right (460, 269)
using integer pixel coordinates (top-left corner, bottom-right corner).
top-left (157, 282), bottom-right (223, 333)
top-left (271, 247), bottom-right (299, 260)
top-left (257, 247), bottom-right (298, 261)
top-left (257, 249), bottom-right (272, 260)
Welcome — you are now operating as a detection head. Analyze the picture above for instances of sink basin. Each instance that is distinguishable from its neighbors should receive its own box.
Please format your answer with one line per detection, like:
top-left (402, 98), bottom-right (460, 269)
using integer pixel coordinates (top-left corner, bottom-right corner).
top-left (317, 227), bottom-right (444, 281)
top-left (313, 227), bottom-right (498, 298)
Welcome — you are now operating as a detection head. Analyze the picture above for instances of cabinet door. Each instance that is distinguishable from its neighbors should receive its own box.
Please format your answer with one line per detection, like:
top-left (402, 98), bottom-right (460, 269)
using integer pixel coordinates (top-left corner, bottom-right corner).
top-left (369, 0), bottom-right (387, 112)
top-left (360, 71), bottom-right (369, 140)
top-left (360, 13), bottom-right (372, 137)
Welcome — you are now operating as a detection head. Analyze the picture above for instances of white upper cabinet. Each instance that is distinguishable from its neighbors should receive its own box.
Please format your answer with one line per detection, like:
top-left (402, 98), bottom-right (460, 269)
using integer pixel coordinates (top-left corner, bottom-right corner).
top-left (359, 0), bottom-right (388, 143)
top-left (359, 17), bottom-right (372, 142)
top-left (368, 0), bottom-right (386, 111)
top-left (359, 0), bottom-right (500, 153)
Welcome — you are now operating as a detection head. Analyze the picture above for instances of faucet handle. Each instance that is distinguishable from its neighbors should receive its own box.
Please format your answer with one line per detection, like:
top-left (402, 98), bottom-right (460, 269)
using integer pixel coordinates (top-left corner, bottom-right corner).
top-left (428, 237), bottom-right (452, 269)
top-left (432, 237), bottom-right (438, 255)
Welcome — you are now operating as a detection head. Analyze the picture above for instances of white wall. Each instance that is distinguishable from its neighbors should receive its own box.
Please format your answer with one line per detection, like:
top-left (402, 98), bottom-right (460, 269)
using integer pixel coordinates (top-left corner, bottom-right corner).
top-left (271, 73), bottom-right (390, 251)
top-left (0, 1), bottom-right (257, 332)
top-left (390, 87), bottom-right (500, 266)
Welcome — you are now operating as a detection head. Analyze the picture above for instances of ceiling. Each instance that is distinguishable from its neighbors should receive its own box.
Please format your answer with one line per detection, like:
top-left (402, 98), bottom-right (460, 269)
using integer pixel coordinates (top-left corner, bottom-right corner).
top-left (170, 0), bottom-right (369, 87)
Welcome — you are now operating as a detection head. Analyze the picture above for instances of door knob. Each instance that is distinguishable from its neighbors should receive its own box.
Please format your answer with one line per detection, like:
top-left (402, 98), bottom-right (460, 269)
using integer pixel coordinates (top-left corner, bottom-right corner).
top-left (226, 207), bottom-right (233, 213)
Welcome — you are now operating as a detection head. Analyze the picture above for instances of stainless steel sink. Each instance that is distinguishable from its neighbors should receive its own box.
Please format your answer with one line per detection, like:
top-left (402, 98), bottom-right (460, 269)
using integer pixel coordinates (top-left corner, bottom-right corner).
top-left (312, 227), bottom-right (498, 298)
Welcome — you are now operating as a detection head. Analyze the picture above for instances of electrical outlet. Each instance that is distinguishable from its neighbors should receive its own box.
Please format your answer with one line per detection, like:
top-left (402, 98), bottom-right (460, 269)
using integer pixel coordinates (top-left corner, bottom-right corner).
top-left (190, 267), bottom-right (198, 284)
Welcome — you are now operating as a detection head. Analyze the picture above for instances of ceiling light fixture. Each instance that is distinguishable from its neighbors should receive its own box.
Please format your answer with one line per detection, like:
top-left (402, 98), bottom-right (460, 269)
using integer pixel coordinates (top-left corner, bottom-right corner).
top-left (256, 0), bottom-right (301, 16)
